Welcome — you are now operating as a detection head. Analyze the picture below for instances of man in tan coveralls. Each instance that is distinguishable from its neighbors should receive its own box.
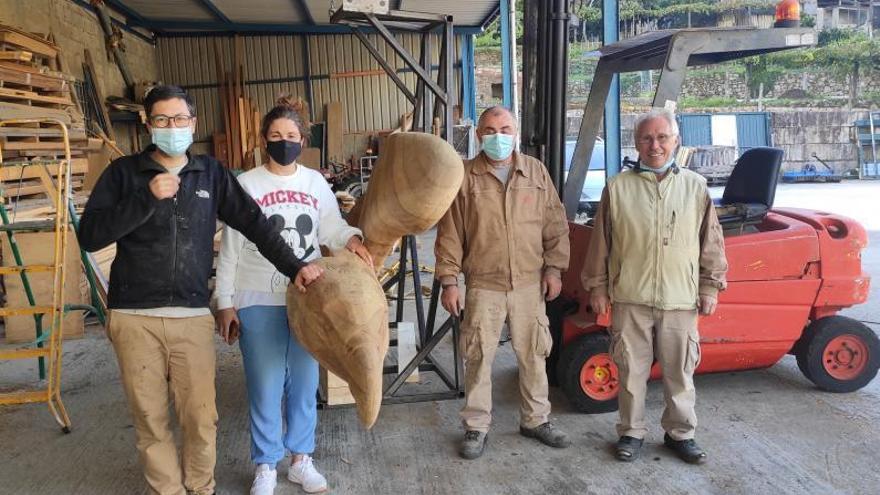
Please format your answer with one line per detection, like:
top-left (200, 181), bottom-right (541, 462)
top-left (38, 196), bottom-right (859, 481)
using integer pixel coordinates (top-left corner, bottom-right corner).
top-left (582, 108), bottom-right (728, 464)
top-left (435, 106), bottom-right (571, 459)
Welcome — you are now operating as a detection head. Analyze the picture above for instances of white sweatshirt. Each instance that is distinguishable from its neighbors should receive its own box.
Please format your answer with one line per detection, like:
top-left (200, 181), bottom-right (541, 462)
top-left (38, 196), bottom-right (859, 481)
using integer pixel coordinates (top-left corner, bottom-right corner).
top-left (214, 164), bottom-right (361, 310)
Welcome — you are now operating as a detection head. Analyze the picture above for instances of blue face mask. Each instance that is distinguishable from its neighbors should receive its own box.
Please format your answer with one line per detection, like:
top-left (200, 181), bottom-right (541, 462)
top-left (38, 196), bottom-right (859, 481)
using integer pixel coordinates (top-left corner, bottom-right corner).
top-left (151, 127), bottom-right (193, 157)
top-left (481, 133), bottom-right (516, 161)
top-left (644, 156), bottom-right (675, 174)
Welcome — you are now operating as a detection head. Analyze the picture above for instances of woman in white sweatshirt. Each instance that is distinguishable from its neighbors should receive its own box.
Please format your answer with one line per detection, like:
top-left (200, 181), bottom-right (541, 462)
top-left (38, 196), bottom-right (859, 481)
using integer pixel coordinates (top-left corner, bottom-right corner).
top-left (215, 97), bottom-right (371, 495)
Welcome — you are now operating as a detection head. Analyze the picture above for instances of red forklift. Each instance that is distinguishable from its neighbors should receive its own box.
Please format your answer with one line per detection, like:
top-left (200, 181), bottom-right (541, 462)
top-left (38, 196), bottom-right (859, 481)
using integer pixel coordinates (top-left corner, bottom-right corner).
top-left (545, 25), bottom-right (879, 413)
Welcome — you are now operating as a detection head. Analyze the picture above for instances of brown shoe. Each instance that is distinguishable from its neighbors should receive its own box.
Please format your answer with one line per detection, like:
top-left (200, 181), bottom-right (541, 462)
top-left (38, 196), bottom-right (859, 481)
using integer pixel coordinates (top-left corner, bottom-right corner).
top-left (460, 430), bottom-right (488, 459)
top-left (519, 422), bottom-right (571, 448)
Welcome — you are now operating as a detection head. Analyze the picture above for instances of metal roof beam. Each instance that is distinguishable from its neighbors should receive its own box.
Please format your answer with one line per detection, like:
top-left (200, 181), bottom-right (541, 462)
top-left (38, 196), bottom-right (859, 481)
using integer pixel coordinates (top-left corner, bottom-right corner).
top-left (132, 19), bottom-right (484, 36)
top-left (195, 0), bottom-right (232, 23)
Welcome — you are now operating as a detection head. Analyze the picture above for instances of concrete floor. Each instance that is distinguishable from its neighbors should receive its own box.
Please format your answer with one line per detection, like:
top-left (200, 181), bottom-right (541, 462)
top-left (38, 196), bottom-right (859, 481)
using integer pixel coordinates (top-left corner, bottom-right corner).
top-left (1, 181), bottom-right (879, 495)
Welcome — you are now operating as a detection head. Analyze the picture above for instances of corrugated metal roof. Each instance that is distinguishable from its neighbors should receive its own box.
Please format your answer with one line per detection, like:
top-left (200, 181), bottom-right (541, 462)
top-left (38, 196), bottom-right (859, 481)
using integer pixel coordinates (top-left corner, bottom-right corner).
top-left (120, 0), bottom-right (216, 21)
top-left (158, 32), bottom-right (462, 144)
top-left (211, 0), bottom-right (305, 24)
top-left (400, 0), bottom-right (494, 25)
top-left (107, 0), bottom-right (498, 33)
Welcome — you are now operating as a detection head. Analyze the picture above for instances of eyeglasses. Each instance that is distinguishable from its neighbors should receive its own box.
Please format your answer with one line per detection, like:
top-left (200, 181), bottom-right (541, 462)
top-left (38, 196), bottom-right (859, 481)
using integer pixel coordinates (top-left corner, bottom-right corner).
top-left (638, 134), bottom-right (673, 145)
top-left (149, 114), bottom-right (194, 128)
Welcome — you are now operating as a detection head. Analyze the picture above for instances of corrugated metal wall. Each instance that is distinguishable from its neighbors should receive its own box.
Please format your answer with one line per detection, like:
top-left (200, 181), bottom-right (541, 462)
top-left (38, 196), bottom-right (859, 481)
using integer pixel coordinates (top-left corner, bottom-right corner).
top-left (157, 33), bottom-right (462, 148)
top-left (735, 112), bottom-right (772, 154)
top-left (679, 112), bottom-right (772, 154)
top-left (679, 114), bottom-right (712, 146)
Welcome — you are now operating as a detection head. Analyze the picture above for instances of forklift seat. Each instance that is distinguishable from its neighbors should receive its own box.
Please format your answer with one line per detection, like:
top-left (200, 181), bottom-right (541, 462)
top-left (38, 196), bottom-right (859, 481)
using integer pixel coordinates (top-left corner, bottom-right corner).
top-left (717, 147), bottom-right (784, 226)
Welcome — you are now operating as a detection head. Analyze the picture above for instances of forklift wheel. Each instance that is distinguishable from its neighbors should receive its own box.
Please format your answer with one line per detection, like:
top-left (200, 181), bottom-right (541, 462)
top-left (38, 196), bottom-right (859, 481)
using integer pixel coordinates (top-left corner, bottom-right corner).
top-left (557, 334), bottom-right (619, 414)
top-left (795, 316), bottom-right (880, 393)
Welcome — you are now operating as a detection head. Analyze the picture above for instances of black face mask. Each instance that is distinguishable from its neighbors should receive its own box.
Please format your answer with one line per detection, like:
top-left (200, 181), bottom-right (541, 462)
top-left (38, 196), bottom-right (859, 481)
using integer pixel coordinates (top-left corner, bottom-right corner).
top-left (266, 139), bottom-right (302, 166)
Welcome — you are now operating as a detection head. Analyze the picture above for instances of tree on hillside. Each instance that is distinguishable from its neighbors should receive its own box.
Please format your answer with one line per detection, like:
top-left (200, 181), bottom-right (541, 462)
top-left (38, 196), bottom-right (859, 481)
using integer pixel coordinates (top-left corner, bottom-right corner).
top-left (815, 33), bottom-right (880, 107)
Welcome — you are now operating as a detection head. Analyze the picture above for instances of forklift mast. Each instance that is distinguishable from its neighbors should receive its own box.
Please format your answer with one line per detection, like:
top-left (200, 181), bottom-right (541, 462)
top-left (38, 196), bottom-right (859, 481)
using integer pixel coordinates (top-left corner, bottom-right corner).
top-left (523, 20), bottom-right (816, 220)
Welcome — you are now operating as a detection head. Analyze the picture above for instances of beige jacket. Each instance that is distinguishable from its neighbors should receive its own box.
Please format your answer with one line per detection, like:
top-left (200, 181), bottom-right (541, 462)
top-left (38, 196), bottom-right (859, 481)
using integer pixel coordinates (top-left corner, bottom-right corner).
top-left (435, 152), bottom-right (570, 291)
top-left (581, 167), bottom-right (727, 310)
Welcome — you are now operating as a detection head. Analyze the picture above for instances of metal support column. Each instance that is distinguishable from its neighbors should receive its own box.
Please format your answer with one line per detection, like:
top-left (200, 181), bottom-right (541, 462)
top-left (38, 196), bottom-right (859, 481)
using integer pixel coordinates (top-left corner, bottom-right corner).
top-left (301, 34), bottom-right (315, 122)
top-left (603, 0), bottom-right (621, 179)
top-left (500, 0), bottom-right (514, 110)
top-left (461, 34), bottom-right (477, 122)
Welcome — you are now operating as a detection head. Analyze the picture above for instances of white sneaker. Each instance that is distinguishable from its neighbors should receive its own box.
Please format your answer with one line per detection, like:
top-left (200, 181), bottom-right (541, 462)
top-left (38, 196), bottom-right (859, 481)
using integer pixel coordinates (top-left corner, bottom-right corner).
top-left (287, 455), bottom-right (328, 493)
top-left (250, 464), bottom-right (277, 495)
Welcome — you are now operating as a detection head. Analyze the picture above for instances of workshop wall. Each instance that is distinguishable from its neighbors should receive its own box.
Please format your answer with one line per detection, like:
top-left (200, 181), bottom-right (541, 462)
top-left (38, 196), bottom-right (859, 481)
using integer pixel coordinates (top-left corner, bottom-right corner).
top-left (0, 0), bottom-right (159, 153)
top-left (157, 33), bottom-right (463, 156)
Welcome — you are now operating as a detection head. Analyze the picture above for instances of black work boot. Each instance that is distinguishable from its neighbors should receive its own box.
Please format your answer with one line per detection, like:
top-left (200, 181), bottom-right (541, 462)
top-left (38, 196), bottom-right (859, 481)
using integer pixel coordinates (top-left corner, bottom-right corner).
top-left (460, 430), bottom-right (488, 459)
top-left (519, 422), bottom-right (571, 448)
top-left (664, 433), bottom-right (708, 464)
top-left (615, 435), bottom-right (643, 462)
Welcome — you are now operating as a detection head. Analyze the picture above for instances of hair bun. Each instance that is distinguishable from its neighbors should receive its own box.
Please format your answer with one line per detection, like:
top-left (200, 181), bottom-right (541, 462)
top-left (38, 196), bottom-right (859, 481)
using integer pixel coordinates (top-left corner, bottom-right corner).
top-left (275, 94), bottom-right (310, 128)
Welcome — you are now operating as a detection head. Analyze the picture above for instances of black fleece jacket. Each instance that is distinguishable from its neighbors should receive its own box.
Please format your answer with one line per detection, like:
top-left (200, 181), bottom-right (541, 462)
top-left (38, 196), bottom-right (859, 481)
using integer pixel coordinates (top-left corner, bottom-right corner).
top-left (78, 146), bottom-right (305, 309)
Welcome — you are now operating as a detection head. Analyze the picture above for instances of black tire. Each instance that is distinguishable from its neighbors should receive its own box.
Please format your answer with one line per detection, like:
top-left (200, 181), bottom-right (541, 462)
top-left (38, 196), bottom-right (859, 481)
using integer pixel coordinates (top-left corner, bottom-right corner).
top-left (545, 297), bottom-right (577, 387)
top-left (557, 333), bottom-right (619, 414)
top-left (794, 316), bottom-right (880, 393)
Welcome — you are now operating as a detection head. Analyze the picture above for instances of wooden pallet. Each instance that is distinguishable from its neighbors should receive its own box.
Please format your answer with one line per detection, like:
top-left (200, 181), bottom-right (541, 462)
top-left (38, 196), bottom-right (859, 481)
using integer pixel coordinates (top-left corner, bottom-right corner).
top-left (1, 176), bottom-right (85, 202)
top-left (0, 27), bottom-right (59, 59)
top-left (0, 50), bottom-right (32, 62)
top-left (0, 126), bottom-right (88, 142)
top-left (0, 87), bottom-right (72, 107)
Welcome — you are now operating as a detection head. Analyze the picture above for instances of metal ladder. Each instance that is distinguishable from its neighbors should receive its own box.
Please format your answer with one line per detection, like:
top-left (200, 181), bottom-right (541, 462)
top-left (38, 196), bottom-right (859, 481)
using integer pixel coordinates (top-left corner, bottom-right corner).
top-left (0, 118), bottom-right (75, 432)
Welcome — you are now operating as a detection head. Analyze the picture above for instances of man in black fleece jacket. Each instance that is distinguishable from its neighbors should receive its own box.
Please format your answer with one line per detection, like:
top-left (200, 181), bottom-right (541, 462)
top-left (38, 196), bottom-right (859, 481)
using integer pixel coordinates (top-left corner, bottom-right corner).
top-left (78, 85), bottom-right (323, 495)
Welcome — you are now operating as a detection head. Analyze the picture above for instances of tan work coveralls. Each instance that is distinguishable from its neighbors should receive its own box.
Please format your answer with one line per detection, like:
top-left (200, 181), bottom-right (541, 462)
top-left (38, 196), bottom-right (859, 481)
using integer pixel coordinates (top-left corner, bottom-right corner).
top-left (435, 151), bottom-right (570, 432)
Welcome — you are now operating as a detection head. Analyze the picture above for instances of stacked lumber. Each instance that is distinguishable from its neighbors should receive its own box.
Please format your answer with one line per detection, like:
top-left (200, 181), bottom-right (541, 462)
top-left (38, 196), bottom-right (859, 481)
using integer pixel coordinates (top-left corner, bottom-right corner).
top-left (213, 37), bottom-right (262, 170)
top-left (0, 23), bottom-right (92, 204)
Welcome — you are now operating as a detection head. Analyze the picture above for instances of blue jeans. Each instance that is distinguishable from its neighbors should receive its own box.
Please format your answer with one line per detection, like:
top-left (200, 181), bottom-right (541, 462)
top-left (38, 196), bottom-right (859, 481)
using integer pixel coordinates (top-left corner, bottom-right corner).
top-left (238, 305), bottom-right (318, 464)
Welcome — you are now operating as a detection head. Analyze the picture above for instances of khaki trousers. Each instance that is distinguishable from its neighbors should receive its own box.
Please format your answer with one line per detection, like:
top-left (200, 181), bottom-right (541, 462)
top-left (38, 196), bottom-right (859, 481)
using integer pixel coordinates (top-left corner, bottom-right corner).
top-left (108, 311), bottom-right (218, 495)
top-left (610, 303), bottom-right (701, 441)
top-left (459, 283), bottom-right (554, 432)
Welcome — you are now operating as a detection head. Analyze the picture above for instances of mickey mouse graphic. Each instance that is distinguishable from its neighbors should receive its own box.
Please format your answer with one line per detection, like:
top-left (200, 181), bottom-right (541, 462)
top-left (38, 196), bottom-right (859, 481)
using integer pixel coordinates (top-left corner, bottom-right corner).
top-left (244, 212), bottom-right (316, 291)
top-left (273, 212), bottom-right (316, 291)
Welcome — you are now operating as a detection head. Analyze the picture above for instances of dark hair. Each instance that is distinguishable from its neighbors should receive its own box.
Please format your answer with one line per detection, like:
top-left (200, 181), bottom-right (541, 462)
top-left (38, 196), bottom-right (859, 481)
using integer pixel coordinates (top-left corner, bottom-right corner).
top-left (144, 85), bottom-right (196, 117)
top-left (261, 95), bottom-right (311, 142)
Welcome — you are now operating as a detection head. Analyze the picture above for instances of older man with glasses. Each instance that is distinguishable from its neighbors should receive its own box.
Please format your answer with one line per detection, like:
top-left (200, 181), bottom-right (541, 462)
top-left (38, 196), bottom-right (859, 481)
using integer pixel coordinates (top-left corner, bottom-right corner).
top-left (581, 108), bottom-right (728, 465)
top-left (78, 85), bottom-right (323, 495)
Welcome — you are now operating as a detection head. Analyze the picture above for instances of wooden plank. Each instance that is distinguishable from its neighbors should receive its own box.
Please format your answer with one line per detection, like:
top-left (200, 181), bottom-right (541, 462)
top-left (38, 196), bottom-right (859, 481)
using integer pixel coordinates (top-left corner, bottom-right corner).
top-left (319, 367), bottom-right (356, 405)
top-left (2, 229), bottom-right (85, 343)
top-left (0, 159), bottom-right (88, 182)
top-left (0, 126), bottom-right (87, 140)
top-left (0, 65), bottom-right (67, 92)
top-left (0, 86), bottom-right (71, 105)
top-left (1, 139), bottom-right (89, 151)
top-left (213, 39), bottom-right (233, 168)
top-left (2, 178), bottom-right (84, 199)
top-left (0, 101), bottom-right (72, 125)
top-left (326, 101), bottom-right (344, 164)
top-left (84, 141), bottom-right (114, 191)
top-left (0, 60), bottom-right (68, 80)
top-left (253, 109), bottom-right (262, 166)
top-left (83, 50), bottom-right (116, 142)
top-left (0, 27), bottom-right (58, 58)
top-left (299, 147), bottom-right (322, 170)
top-left (0, 51), bottom-right (32, 62)
top-left (396, 321), bottom-right (420, 383)
top-left (238, 96), bottom-right (248, 164)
